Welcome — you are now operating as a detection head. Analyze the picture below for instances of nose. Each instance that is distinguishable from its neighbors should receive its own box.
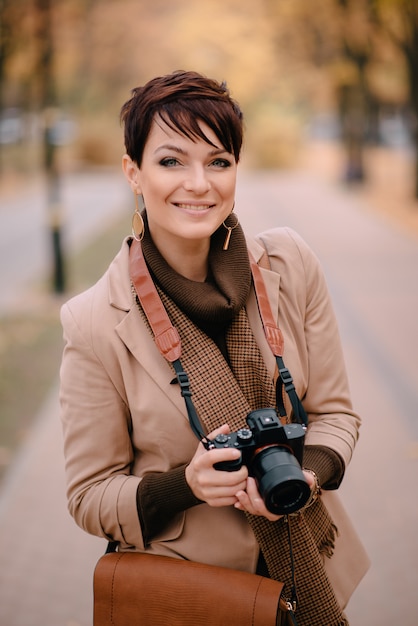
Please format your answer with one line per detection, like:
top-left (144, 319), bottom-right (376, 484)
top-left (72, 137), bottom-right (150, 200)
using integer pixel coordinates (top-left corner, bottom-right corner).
top-left (183, 165), bottom-right (211, 194)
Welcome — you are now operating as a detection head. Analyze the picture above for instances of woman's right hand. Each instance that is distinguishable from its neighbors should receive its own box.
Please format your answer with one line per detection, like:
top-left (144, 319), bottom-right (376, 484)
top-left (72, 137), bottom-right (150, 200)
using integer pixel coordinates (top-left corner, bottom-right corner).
top-left (185, 424), bottom-right (248, 507)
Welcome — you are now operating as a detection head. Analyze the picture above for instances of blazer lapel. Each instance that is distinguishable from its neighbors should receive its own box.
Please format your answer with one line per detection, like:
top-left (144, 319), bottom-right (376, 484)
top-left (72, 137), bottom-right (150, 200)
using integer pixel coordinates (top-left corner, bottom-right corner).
top-left (107, 237), bottom-right (187, 418)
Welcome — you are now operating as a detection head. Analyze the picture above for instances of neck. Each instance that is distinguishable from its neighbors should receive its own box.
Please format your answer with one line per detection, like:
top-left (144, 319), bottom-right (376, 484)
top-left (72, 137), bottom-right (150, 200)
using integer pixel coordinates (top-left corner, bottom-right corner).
top-left (153, 238), bottom-right (210, 282)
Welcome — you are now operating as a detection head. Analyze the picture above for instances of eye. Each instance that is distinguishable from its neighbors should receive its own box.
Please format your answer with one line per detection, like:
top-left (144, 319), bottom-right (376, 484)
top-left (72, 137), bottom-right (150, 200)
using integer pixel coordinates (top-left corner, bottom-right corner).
top-left (211, 158), bottom-right (233, 168)
top-left (159, 157), bottom-right (180, 167)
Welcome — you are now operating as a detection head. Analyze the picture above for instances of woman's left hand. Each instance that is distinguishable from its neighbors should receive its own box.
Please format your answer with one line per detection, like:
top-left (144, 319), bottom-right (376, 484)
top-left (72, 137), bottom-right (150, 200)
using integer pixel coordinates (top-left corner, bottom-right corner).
top-left (233, 477), bottom-right (282, 522)
top-left (234, 469), bottom-right (317, 522)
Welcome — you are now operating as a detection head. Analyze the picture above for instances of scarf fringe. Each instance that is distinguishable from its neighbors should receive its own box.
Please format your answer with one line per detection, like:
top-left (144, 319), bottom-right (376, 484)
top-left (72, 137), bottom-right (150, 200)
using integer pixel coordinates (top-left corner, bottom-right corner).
top-left (318, 521), bottom-right (338, 559)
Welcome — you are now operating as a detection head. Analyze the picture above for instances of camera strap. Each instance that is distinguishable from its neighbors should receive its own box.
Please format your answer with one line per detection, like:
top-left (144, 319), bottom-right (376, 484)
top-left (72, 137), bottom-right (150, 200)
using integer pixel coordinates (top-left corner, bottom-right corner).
top-left (250, 250), bottom-right (308, 427)
top-left (129, 238), bottom-right (307, 440)
top-left (129, 238), bottom-right (208, 444)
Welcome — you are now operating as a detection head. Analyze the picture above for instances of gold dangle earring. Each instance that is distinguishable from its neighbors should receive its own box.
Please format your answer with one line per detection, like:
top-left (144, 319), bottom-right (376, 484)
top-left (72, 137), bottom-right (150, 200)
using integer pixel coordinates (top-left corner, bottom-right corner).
top-left (222, 208), bottom-right (239, 251)
top-left (132, 191), bottom-right (145, 242)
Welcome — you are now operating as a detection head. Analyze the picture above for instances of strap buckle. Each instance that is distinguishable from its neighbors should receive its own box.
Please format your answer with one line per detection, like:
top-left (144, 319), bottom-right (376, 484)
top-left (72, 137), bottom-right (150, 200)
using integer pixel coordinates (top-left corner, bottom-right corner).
top-left (176, 370), bottom-right (192, 397)
top-left (279, 367), bottom-right (295, 391)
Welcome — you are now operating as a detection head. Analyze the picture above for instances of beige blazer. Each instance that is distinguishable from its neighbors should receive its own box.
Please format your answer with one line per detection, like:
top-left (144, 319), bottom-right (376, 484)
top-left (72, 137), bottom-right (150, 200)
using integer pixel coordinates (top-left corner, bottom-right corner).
top-left (60, 227), bottom-right (369, 608)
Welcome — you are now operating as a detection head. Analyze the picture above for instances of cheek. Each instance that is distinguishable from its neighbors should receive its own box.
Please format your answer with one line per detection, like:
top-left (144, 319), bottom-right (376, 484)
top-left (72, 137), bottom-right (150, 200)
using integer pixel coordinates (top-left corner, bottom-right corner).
top-left (220, 172), bottom-right (237, 199)
top-left (141, 176), bottom-right (170, 203)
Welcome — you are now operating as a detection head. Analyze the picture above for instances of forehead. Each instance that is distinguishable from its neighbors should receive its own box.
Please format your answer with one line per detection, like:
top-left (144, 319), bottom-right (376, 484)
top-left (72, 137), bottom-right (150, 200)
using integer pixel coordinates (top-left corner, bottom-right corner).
top-left (144, 115), bottom-right (225, 153)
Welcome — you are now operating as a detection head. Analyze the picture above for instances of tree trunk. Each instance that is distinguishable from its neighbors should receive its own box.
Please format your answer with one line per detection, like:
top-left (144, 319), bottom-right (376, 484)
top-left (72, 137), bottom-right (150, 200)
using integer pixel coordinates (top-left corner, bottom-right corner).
top-left (414, 129), bottom-right (418, 200)
top-left (338, 83), bottom-right (367, 183)
top-left (404, 1), bottom-right (418, 199)
top-left (35, 0), bottom-right (66, 292)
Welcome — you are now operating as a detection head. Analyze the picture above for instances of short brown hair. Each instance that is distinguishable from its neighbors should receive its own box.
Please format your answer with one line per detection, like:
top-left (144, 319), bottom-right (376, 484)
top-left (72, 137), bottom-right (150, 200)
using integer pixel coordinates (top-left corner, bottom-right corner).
top-left (120, 70), bottom-right (244, 166)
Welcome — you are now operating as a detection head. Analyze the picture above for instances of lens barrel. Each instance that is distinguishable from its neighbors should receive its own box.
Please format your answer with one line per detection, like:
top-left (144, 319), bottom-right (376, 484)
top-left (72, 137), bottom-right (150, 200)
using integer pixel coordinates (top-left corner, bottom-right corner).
top-left (251, 446), bottom-right (311, 515)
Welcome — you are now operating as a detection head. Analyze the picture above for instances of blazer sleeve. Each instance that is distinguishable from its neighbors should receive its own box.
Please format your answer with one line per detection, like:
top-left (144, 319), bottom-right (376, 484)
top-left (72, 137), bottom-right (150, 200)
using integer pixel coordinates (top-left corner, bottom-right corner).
top-left (59, 290), bottom-right (143, 548)
top-left (261, 228), bottom-right (361, 482)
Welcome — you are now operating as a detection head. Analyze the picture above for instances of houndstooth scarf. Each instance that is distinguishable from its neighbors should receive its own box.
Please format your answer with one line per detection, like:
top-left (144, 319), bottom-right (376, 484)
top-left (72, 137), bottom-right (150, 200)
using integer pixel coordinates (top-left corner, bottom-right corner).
top-left (138, 220), bottom-right (349, 626)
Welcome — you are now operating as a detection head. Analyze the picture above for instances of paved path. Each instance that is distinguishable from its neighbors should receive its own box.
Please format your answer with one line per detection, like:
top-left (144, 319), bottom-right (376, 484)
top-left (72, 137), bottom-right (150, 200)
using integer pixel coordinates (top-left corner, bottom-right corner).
top-left (0, 167), bottom-right (417, 625)
top-left (0, 169), bottom-right (130, 313)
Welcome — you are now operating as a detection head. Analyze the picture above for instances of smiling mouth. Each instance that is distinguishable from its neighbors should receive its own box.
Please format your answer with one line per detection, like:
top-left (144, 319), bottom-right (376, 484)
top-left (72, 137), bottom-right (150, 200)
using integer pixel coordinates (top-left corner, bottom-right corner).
top-left (175, 203), bottom-right (215, 210)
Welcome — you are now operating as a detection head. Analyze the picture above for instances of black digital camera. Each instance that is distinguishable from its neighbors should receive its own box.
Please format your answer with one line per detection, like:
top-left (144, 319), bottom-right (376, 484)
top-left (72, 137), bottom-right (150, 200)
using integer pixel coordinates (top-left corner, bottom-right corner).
top-left (212, 408), bottom-right (310, 515)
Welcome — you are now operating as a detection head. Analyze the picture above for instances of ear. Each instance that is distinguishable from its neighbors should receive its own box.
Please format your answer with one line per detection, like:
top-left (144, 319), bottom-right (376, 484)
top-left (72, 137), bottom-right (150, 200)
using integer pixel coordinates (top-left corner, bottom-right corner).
top-left (122, 154), bottom-right (141, 193)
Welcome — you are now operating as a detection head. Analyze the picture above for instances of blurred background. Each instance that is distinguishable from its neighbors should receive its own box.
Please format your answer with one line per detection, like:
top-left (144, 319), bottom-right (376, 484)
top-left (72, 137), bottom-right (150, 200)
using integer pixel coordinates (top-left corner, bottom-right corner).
top-left (0, 1), bottom-right (417, 625)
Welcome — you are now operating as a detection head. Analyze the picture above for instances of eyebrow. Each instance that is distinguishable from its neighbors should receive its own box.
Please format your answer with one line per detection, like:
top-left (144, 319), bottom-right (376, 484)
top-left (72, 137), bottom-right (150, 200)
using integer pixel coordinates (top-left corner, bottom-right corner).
top-left (154, 144), bottom-right (229, 156)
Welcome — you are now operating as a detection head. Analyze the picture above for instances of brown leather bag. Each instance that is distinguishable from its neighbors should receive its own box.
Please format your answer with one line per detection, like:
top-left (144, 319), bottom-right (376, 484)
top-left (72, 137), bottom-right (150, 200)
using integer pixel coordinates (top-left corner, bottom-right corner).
top-left (93, 551), bottom-right (291, 626)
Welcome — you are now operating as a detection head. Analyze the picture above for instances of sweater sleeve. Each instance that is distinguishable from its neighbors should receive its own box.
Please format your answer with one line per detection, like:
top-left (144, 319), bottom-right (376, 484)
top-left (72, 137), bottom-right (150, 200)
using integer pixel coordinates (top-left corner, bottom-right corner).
top-left (136, 446), bottom-right (342, 546)
top-left (136, 465), bottom-right (203, 545)
top-left (303, 445), bottom-right (344, 490)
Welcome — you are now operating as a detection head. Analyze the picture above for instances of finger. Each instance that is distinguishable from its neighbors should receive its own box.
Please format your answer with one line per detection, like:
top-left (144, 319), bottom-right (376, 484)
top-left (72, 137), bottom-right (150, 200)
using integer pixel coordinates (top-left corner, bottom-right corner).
top-left (245, 476), bottom-right (262, 500)
top-left (205, 423), bottom-right (231, 441)
top-left (186, 447), bottom-right (247, 502)
top-left (193, 425), bottom-right (231, 461)
top-left (302, 470), bottom-right (315, 490)
top-left (235, 478), bottom-right (282, 522)
top-left (238, 477), bottom-right (265, 514)
top-left (206, 494), bottom-right (240, 508)
top-left (198, 424), bottom-right (231, 456)
top-left (198, 451), bottom-right (248, 485)
top-left (195, 476), bottom-right (247, 508)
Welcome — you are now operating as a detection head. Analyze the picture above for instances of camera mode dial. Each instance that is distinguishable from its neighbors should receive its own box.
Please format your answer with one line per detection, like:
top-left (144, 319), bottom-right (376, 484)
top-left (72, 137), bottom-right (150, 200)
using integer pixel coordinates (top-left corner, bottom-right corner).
top-left (236, 428), bottom-right (252, 443)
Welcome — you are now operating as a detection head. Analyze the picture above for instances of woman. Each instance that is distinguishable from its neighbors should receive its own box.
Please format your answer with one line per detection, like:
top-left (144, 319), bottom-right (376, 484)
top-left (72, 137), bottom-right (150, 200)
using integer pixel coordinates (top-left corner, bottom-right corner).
top-left (60, 70), bottom-right (369, 625)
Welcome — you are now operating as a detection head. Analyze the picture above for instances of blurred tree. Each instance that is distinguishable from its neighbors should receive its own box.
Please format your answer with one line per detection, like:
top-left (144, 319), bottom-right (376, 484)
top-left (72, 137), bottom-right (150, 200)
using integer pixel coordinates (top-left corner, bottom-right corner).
top-left (0, 0), bottom-right (12, 112)
top-left (332, 0), bottom-right (418, 194)
top-left (0, 0), bottom-right (27, 170)
top-left (0, 0), bottom-right (415, 191)
top-left (263, 0), bottom-right (376, 175)
top-left (370, 0), bottom-right (418, 197)
top-left (335, 0), bottom-right (376, 183)
top-left (0, 0), bottom-right (10, 171)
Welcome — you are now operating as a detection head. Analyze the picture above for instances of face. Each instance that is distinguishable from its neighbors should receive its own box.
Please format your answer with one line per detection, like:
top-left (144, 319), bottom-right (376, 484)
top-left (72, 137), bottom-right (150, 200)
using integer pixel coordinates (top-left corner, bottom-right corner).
top-left (123, 116), bottom-right (237, 254)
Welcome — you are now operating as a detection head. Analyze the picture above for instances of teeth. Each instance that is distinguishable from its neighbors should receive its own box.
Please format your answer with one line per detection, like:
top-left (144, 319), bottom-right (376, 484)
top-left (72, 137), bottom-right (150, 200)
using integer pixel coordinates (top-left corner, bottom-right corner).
top-left (176, 203), bottom-right (211, 210)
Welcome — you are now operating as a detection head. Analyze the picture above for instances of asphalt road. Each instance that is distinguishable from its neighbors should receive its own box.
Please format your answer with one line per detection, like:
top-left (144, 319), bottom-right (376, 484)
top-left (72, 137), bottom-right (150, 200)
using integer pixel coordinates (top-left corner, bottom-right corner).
top-left (0, 166), bottom-right (417, 625)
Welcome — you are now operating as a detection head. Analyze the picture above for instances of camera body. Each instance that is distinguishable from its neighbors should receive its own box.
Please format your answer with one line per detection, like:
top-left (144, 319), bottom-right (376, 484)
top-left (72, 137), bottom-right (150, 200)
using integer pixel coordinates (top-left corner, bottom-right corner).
top-left (212, 408), bottom-right (310, 515)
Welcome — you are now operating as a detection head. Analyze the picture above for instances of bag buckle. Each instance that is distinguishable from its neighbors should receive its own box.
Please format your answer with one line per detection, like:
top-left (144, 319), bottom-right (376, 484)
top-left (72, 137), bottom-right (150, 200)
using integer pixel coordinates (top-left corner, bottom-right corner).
top-left (286, 600), bottom-right (297, 612)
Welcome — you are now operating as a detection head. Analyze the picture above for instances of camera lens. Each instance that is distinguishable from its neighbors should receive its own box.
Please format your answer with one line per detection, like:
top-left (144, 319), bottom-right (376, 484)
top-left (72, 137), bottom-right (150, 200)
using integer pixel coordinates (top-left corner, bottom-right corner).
top-left (251, 446), bottom-right (311, 515)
